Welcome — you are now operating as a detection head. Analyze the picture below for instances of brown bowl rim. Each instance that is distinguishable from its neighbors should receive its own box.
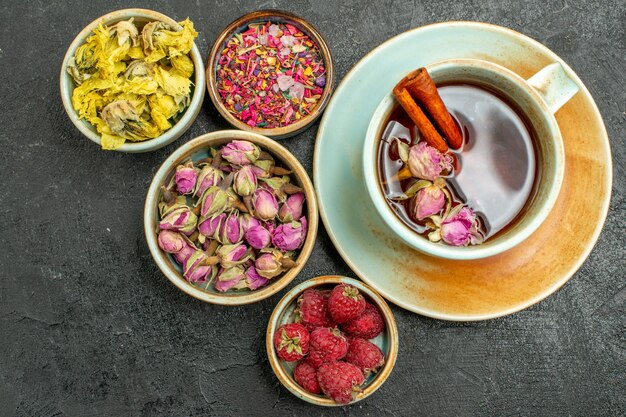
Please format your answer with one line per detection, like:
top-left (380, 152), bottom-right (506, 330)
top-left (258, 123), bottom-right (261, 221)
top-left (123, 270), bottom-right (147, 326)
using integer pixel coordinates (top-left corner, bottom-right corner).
top-left (144, 130), bottom-right (318, 305)
top-left (205, 9), bottom-right (335, 138)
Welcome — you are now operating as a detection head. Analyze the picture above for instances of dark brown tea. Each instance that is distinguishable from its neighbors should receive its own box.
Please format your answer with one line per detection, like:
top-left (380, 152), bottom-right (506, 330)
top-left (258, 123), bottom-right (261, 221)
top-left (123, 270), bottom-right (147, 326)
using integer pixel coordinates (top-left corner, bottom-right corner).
top-left (378, 83), bottom-right (537, 241)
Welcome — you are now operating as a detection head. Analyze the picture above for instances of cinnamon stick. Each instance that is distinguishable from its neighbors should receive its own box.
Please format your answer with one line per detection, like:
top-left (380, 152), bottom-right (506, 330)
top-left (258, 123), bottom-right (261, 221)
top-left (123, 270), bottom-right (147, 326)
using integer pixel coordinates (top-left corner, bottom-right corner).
top-left (403, 68), bottom-right (463, 149)
top-left (392, 86), bottom-right (448, 152)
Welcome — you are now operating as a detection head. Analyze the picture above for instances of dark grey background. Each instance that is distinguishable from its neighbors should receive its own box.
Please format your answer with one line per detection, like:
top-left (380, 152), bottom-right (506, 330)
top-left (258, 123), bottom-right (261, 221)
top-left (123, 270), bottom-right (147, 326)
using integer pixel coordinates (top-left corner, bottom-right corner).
top-left (1, 0), bottom-right (624, 416)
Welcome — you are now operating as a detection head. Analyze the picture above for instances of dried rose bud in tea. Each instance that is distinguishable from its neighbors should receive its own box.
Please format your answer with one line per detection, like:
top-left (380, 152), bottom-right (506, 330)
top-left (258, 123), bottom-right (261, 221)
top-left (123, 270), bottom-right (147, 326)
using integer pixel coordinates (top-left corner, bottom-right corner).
top-left (216, 21), bottom-right (326, 128)
top-left (378, 130), bottom-right (485, 247)
top-left (380, 69), bottom-right (539, 247)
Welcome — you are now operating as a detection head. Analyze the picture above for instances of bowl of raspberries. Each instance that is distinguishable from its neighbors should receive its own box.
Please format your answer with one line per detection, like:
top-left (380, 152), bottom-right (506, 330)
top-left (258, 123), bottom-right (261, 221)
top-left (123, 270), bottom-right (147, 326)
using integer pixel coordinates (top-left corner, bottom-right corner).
top-left (266, 275), bottom-right (398, 406)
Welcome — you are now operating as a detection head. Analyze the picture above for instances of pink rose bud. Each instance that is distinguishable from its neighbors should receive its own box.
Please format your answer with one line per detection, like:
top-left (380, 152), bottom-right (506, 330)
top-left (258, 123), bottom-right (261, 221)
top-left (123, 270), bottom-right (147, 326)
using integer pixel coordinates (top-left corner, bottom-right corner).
top-left (408, 141), bottom-right (453, 181)
top-left (253, 188), bottom-right (278, 221)
top-left (233, 165), bottom-right (257, 197)
top-left (245, 266), bottom-right (269, 290)
top-left (194, 165), bottom-right (223, 198)
top-left (198, 213), bottom-right (226, 237)
top-left (218, 211), bottom-right (243, 244)
top-left (173, 241), bottom-right (197, 265)
top-left (216, 243), bottom-right (249, 269)
top-left (175, 163), bottom-right (198, 195)
top-left (221, 140), bottom-right (260, 165)
top-left (271, 217), bottom-right (307, 251)
top-left (251, 158), bottom-right (274, 179)
top-left (441, 221), bottom-right (472, 246)
top-left (245, 224), bottom-right (271, 249)
top-left (412, 185), bottom-right (446, 220)
top-left (159, 205), bottom-right (198, 235)
top-left (251, 165), bottom-right (269, 179)
top-left (157, 230), bottom-right (185, 253)
top-left (278, 192), bottom-right (305, 223)
top-left (200, 186), bottom-right (230, 217)
top-left (441, 206), bottom-right (482, 246)
top-left (255, 251), bottom-right (284, 279)
top-left (183, 250), bottom-right (214, 283)
top-left (214, 266), bottom-right (245, 292)
top-left (240, 213), bottom-right (261, 233)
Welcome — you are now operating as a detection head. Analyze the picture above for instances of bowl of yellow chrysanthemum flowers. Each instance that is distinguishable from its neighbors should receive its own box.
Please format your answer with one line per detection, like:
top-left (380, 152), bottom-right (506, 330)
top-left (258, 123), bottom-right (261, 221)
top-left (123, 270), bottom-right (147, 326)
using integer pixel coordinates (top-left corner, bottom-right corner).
top-left (60, 9), bottom-right (205, 152)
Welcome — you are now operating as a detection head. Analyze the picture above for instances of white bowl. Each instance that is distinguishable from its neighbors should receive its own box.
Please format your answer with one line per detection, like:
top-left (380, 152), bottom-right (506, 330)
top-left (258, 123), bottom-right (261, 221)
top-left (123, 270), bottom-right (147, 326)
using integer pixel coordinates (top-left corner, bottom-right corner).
top-left (59, 8), bottom-right (205, 153)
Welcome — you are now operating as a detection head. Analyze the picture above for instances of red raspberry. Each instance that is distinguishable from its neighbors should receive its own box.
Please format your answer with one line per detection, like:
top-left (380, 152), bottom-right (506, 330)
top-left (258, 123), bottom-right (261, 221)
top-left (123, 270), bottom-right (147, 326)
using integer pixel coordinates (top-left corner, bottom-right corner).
top-left (273, 323), bottom-right (309, 362)
top-left (307, 327), bottom-right (349, 368)
top-left (328, 284), bottom-right (366, 323)
top-left (293, 361), bottom-right (322, 394)
top-left (296, 289), bottom-right (335, 330)
top-left (317, 361), bottom-right (365, 404)
top-left (341, 303), bottom-right (385, 339)
top-left (344, 338), bottom-right (385, 373)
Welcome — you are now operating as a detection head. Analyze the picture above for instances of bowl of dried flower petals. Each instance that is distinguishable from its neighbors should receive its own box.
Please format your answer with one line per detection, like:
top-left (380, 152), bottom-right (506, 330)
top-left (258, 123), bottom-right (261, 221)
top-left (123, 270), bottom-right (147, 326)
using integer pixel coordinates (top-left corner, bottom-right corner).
top-left (206, 10), bottom-right (334, 139)
top-left (144, 130), bottom-right (318, 305)
top-left (60, 9), bottom-right (205, 152)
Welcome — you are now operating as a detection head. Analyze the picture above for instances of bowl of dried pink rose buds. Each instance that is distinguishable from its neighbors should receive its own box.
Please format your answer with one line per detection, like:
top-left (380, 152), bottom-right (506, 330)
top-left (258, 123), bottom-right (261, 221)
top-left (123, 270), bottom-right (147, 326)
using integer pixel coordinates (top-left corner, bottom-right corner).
top-left (144, 130), bottom-right (318, 305)
top-left (266, 276), bottom-right (398, 406)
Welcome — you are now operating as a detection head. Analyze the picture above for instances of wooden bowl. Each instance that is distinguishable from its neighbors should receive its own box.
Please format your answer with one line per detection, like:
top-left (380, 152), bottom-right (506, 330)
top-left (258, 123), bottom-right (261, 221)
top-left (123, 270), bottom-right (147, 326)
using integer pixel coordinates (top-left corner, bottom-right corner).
top-left (60, 8), bottom-right (205, 153)
top-left (266, 276), bottom-right (398, 406)
top-left (144, 130), bottom-right (318, 304)
top-left (206, 10), bottom-right (334, 139)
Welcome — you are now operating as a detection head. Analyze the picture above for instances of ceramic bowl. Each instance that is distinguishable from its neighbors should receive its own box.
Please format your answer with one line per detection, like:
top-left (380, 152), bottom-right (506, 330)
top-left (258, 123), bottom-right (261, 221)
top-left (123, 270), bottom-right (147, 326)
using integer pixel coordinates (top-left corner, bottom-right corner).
top-left (266, 276), bottom-right (398, 406)
top-left (363, 58), bottom-right (577, 260)
top-left (144, 130), bottom-right (318, 305)
top-left (60, 8), bottom-right (205, 153)
top-left (206, 10), bottom-right (334, 139)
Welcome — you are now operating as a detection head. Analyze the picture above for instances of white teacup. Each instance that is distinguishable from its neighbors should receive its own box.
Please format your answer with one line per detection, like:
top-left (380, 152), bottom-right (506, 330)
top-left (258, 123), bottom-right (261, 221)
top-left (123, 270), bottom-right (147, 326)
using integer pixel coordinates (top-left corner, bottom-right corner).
top-left (362, 59), bottom-right (579, 260)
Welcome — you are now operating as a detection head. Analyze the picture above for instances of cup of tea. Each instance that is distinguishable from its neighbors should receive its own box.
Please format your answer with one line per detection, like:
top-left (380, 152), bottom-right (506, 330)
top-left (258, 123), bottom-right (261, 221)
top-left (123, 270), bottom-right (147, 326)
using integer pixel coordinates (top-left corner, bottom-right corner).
top-left (362, 58), bottom-right (579, 260)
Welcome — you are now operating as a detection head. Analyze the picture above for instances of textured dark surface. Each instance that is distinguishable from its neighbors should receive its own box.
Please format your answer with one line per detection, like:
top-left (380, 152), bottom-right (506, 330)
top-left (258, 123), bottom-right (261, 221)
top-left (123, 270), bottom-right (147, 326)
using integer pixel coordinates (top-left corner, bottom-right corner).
top-left (1, 0), bottom-right (624, 416)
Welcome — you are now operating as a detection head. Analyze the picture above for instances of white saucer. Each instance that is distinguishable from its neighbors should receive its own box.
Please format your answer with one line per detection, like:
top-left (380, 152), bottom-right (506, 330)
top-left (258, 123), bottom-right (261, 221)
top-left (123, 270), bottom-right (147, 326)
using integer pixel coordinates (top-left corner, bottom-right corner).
top-left (313, 22), bottom-right (612, 321)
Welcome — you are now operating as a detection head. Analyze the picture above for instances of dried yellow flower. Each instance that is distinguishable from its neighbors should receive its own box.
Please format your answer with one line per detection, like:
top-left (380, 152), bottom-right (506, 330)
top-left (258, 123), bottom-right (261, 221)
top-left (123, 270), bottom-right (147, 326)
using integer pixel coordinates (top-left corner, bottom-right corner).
top-left (171, 54), bottom-right (194, 79)
top-left (154, 66), bottom-right (191, 104)
top-left (111, 19), bottom-right (139, 47)
top-left (68, 18), bottom-right (197, 150)
top-left (142, 18), bottom-right (197, 63)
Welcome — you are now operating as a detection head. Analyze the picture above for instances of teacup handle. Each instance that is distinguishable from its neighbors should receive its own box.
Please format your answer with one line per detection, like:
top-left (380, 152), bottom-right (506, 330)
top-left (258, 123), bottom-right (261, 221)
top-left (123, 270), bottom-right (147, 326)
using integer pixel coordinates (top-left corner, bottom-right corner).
top-left (526, 62), bottom-right (580, 114)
